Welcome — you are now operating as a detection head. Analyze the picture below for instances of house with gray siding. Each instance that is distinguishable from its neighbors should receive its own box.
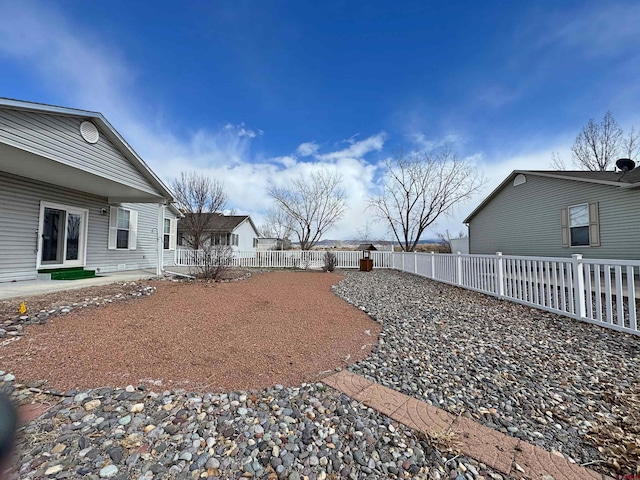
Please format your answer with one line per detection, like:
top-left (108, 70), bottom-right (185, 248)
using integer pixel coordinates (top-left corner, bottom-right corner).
top-left (0, 98), bottom-right (180, 282)
top-left (464, 169), bottom-right (640, 259)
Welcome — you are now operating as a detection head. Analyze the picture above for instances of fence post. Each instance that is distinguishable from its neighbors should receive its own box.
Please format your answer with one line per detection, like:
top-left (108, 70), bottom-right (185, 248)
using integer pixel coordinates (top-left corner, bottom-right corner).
top-left (391, 251), bottom-right (395, 270)
top-left (456, 252), bottom-right (463, 285)
top-left (401, 252), bottom-right (405, 271)
top-left (496, 252), bottom-right (504, 298)
top-left (414, 252), bottom-right (418, 274)
top-left (572, 254), bottom-right (586, 319)
top-left (430, 252), bottom-right (435, 279)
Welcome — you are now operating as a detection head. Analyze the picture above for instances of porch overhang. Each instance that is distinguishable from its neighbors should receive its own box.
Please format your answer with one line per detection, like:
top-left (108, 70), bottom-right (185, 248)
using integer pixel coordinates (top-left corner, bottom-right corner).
top-left (0, 141), bottom-right (166, 203)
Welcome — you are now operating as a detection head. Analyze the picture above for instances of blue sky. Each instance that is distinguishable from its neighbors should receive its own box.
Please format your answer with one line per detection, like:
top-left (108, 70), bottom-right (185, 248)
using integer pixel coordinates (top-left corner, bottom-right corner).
top-left (1, 0), bottom-right (640, 240)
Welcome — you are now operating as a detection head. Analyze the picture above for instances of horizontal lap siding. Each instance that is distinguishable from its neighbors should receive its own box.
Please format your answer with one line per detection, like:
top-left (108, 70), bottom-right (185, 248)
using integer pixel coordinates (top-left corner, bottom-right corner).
top-left (469, 175), bottom-right (640, 259)
top-left (0, 172), bottom-right (160, 282)
top-left (0, 109), bottom-right (158, 195)
top-left (87, 202), bottom-right (160, 274)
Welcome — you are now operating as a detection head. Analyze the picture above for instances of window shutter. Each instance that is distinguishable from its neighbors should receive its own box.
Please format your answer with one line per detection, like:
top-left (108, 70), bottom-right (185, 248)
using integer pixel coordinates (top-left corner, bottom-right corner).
top-left (561, 207), bottom-right (569, 247)
top-left (169, 219), bottom-right (177, 251)
top-left (589, 202), bottom-right (600, 247)
top-left (128, 210), bottom-right (138, 250)
top-left (108, 207), bottom-right (118, 250)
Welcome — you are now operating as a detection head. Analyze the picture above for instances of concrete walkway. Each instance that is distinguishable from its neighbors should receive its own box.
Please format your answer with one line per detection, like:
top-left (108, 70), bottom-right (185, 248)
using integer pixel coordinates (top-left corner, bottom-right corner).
top-left (0, 270), bottom-right (158, 301)
top-left (322, 370), bottom-right (610, 480)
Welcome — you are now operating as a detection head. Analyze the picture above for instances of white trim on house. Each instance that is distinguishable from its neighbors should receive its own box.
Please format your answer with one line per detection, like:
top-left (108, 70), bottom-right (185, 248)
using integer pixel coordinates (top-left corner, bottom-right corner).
top-left (0, 97), bottom-right (175, 203)
top-left (567, 202), bottom-right (591, 248)
top-left (464, 170), bottom-right (640, 224)
top-left (37, 201), bottom-right (89, 270)
top-left (108, 206), bottom-right (138, 250)
top-left (0, 99), bottom-right (184, 281)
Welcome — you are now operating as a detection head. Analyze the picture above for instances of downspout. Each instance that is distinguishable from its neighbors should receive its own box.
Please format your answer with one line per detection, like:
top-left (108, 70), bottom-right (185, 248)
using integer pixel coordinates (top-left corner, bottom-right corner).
top-left (156, 204), bottom-right (164, 276)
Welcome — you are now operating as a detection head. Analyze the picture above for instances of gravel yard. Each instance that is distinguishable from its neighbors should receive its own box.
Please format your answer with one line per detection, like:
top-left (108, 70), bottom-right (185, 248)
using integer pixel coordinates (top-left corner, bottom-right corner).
top-left (0, 272), bottom-right (379, 392)
top-left (334, 269), bottom-right (640, 477)
top-left (0, 271), bottom-right (506, 480)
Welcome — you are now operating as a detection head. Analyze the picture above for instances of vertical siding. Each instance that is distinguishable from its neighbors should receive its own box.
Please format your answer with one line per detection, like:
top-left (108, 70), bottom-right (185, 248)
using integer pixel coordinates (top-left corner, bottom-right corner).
top-left (0, 171), bottom-right (161, 282)
top-left (0, 109), bottom-right (158, 195)
top-left (469, 175), bottom-right (640, 259)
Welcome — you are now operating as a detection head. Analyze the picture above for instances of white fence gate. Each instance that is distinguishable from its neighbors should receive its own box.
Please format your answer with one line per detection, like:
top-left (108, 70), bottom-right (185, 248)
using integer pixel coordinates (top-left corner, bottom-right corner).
top-left (174, 248), bottom-right (640, 336)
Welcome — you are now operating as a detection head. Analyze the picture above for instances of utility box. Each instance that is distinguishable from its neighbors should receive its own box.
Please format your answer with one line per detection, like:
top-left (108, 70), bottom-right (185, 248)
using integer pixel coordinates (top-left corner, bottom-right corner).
top-left (357, 243), bottom-right (377, 272)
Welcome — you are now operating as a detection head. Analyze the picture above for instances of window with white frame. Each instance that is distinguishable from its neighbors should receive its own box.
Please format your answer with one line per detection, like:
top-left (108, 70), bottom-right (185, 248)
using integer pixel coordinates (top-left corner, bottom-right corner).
top-left (232, 234), bottom-right (238, 246)
top-left (108, 207), bottom-right (138, 250)
top-left (568, 204), bottom-right (589, 246)
top-left (561, 203), bottom-right (600, 248)
top-left (164, 218), bottom-right (171, 250)
top-left (163, 216), bottom-right (177, 250)
top-left (116, 208), bottom-right (130, 249)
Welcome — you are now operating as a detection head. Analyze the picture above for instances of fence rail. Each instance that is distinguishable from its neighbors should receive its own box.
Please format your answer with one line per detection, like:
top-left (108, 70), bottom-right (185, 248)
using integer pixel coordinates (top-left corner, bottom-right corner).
top-left (393, 251), bottom-right (640, 336)
top-left (175, 248), bottom-right (393, 269)
top-left (174, 248), bottom-right (639, 336)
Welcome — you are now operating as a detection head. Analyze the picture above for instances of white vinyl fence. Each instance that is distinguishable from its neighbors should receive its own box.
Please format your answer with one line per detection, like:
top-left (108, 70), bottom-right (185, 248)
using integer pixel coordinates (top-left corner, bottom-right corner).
top-left (174, 248), bottom-right (639, 336)
top-left (175, 248), bottom-right (393, 269)
top-left (393, 251), bottom-right (640, 336)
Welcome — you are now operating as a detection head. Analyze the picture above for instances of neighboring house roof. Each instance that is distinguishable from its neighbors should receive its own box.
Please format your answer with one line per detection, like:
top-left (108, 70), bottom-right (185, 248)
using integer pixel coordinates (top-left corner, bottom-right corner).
top-left (464, 169), bottom-right (640, 224)
top-left (178, 214), bottom-right (261, 235)
top-left (0, 97), bottom-right (175, 202)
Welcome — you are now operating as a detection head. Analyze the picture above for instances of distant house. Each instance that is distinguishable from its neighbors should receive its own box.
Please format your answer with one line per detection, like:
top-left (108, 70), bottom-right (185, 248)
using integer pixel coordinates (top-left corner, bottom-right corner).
top-left (464, 169), bottom-right (640, 259)
top-left (177, 214), bottom-right (261, 252)
top-left (0, 98), bottom-right (180, 282)
top-left (256, 237), bottom-right (289, 250)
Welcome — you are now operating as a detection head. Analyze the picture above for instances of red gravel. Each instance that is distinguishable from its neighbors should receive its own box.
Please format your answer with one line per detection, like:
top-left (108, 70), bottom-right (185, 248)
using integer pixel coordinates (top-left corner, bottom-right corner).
top-left (0, 271), bottom-right (381, 392)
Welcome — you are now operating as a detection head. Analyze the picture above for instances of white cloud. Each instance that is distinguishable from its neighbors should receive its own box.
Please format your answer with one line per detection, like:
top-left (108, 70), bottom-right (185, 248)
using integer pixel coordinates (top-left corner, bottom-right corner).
top-left (0, 1), bottom-right (580, 243)
top-left (296, 141), bottom-right (319, 157)
top-left (0, 2), bottom-right (391, 240)
top-left (316, 133), bottom-right (387, 161)
top-left (406, 132), bottom-right (462, 152)
top-left (537, 3), bottom-right (640, 58)
top-left (224, 122), bottom-right (261, 138)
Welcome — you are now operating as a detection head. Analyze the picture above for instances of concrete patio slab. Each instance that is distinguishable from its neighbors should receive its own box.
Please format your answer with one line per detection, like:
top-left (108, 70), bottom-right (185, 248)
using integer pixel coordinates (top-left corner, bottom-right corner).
top-left (0, 270), bottom-right (157, 300)
top-left (322, 370), bottom-right (611, 480)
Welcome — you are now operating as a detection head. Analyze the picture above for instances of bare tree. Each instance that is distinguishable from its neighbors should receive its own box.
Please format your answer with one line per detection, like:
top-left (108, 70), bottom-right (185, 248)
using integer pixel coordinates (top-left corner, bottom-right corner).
top-left (550, 152), bottom-right (567, 170)
top-left (260, 208), bottom-right (293, 240)
top-left (171, 171), bottom-right (227, 250)
top-left (436, 229), bottom-right (467, 254)
top-left (571, 111), bottom-right (623, 171)
top-left (622, 126), bottom-right (640, 161)
top-left (356, 220), bottom-right (374, 243)
top-left (267, 169), bottom-right (347, 250)
top-left (194, 244), bottom-right (234, 281)
top-left (368, 146), bottom-right (485, 252)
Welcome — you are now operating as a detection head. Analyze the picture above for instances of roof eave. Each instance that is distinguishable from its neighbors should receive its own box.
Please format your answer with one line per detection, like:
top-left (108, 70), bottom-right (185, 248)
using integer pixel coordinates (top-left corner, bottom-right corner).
top-left (463, 170), bottom-right (640, 223)
top-left (0, 97), bottom-right (176, 203)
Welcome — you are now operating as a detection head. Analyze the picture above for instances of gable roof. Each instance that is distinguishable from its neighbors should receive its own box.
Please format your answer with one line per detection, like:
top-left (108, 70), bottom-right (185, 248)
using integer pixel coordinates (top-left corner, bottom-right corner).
top-left (178, 214), bottom-right (260, 234)
top-left (463, 169), bottom-right (640, 223)
top-left (0, 97), bottom-right (175, 202)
